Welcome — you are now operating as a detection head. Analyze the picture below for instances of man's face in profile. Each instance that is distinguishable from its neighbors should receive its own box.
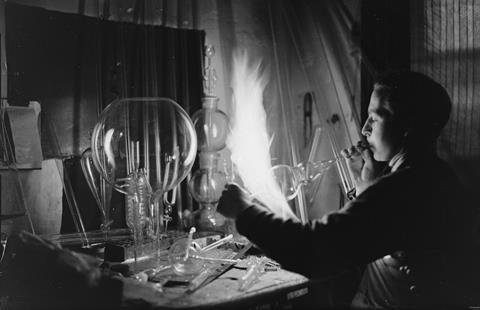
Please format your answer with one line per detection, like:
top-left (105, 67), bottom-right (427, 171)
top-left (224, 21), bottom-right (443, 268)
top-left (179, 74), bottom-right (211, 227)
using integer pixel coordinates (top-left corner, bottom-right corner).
top-left (361, 87), bottom-right (404, 162)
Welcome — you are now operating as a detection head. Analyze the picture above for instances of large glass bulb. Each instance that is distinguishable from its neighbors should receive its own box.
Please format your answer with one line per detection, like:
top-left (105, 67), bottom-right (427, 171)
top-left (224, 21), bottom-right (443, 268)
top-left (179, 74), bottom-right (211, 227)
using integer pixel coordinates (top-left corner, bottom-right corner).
top-left (91, 97), bottom-right (197, 197)
top-left (191, 96), bottom-right (229, 153)
top-left (90, 98), bottom-right (197, 248)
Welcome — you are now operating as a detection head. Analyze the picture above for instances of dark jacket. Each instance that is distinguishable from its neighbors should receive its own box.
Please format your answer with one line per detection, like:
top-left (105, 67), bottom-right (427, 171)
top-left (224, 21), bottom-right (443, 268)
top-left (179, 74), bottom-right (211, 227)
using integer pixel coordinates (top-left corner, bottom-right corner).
top-left (236, 154), bottom-right (478, 308)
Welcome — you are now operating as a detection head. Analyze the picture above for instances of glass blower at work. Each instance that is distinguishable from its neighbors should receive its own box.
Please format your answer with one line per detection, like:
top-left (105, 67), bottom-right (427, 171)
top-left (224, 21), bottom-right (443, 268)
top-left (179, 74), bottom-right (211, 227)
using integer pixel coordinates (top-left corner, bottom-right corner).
top-left (217, 71), bottom-right (478, 308)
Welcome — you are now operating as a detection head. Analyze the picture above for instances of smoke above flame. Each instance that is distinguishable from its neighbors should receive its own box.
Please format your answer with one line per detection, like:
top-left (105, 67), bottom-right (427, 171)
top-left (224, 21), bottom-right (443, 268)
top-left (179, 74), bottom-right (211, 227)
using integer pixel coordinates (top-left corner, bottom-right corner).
top-left (227, 50), bottom-right (297, 220)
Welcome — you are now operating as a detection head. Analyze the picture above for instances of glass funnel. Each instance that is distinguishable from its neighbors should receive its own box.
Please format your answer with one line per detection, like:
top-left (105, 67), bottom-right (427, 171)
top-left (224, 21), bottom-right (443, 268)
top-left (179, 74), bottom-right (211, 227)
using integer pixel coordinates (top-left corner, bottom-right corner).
top-left (80, 148), bottom-right (113, 234)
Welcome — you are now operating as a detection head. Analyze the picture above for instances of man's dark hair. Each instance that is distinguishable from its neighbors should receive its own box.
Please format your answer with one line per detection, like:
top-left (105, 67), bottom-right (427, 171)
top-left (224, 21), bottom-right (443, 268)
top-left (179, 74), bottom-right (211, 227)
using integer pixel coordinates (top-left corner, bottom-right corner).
top-left (374, 71), bottom-right (452, 143)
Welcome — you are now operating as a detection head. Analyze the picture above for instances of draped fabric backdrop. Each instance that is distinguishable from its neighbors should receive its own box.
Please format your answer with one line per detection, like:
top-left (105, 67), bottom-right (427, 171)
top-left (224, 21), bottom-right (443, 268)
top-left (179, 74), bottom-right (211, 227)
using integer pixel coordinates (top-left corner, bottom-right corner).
top-left (266, 0), bottom-right (362, 220)
top-left (6, 2), bottom-right (205, 231)
top-left (411, 0), bottom-right (480, 193)
top-left (360, 0), bottom-right (410, 122)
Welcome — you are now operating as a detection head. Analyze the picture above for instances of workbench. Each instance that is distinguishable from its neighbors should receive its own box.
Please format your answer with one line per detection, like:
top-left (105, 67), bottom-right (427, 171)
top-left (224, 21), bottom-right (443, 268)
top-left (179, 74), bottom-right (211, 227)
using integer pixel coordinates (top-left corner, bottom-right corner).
top-left (120, 255), bottom-right (310, 309)
top-left (1, 231), bottom-right (355, 309)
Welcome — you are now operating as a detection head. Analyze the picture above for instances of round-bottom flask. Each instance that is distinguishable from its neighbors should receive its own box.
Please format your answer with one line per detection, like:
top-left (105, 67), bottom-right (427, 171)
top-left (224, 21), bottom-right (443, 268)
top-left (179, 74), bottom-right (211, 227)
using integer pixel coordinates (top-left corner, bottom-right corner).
top-left (191, 204), bottom-right (226, 232)
top-left (168, 238), bottom-right (204, 275)
top-left (188, 153), bottom-right (227, 233)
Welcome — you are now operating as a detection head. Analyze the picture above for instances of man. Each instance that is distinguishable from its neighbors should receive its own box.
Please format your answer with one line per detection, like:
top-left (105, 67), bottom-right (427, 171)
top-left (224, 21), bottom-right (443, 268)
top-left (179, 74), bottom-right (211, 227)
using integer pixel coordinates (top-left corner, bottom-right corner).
top-left (218, 71), bottom-right (477, 308)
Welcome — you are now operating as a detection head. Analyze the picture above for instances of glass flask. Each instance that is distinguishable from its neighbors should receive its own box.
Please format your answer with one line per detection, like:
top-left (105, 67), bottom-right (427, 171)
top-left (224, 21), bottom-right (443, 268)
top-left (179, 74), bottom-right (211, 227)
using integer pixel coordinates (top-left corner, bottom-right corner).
top-left (168, 231), bottom-right (238, 276)
top-left (191, 96), bottom-right (229, 153)
top-left (168, 236), bottom-right (204, 275)
top-left (188, 153), bottom-right (227, 231)
top-left (90, 97), bottom-right (197, 258)
top-left (271, 157), bottom-right (342, 201)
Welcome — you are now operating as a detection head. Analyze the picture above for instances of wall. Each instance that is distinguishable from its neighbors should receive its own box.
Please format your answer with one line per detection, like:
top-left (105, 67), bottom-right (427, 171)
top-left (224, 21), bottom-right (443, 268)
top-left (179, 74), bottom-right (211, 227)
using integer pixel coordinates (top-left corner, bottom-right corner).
top-left (1, 0), bottom-right (6, 99)
top-left (1, 159), bottom-right (63, 235)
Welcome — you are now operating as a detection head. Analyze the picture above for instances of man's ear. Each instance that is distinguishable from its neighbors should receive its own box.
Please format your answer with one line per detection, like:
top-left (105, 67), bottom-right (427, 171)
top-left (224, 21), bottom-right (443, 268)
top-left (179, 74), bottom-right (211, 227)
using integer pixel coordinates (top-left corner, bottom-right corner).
top-left (401, 116), bottom-right (416, 138)
top-left (394, 118), bottom-right (412, 139)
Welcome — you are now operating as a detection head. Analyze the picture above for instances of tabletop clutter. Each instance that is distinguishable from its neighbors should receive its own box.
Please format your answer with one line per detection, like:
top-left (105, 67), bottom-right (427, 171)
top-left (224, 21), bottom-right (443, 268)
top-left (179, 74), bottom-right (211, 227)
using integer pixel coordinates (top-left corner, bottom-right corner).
top-left (105, 227), bottom-right (282, 295)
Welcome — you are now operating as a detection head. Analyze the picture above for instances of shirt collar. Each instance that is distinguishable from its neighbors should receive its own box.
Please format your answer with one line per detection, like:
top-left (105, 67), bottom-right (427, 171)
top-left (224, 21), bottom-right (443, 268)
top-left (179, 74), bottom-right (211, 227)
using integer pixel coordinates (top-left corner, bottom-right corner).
top-left (388, 149), bottom-right (407, 173)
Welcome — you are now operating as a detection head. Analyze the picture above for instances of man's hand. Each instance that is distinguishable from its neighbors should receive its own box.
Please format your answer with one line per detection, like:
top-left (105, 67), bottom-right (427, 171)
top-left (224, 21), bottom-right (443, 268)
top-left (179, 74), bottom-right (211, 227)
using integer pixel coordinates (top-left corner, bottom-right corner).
top-left (217, 183), bottom-right (253, 219)
top-left (341, 141), bottom-right (384, 195)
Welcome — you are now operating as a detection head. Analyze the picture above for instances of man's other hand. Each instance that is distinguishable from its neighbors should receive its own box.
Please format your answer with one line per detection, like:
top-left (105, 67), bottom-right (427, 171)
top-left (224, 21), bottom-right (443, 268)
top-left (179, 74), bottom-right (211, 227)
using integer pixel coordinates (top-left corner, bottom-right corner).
top-left (217, 183), bottom-right (253, 219)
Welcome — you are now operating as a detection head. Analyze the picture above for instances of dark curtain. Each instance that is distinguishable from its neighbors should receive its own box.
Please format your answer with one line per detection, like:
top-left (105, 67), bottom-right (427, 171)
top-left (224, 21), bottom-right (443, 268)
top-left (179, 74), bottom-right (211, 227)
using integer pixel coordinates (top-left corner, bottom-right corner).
top-left (6, 3), bottom-right (204, 232)
top-left (360, 0), bottom-right (411, 122)
top-left (411, 0), bottom-right (480, 195)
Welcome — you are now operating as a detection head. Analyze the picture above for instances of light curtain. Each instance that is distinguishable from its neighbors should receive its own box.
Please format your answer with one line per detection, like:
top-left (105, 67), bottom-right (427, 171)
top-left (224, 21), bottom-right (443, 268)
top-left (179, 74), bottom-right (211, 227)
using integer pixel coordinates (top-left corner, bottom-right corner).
top-left (264, 0), bottom-right (362, 220)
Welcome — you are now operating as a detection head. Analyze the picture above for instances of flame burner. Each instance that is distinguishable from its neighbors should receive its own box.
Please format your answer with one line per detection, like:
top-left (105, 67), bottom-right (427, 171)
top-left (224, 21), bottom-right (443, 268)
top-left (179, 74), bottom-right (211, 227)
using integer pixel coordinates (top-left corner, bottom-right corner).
top-left (227, 50), bottom-right (297, 221)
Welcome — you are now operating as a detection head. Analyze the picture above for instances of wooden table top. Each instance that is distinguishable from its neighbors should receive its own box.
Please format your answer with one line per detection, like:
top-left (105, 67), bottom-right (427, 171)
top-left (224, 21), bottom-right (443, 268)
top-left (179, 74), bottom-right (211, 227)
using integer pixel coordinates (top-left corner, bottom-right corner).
top-left (121, 256), bottom-right (309, 309)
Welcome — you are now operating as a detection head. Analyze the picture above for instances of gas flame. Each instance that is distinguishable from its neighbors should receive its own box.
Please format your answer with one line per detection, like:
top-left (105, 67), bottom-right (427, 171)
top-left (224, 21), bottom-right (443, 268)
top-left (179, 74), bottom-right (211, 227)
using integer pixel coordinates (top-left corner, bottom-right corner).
top-left (227, 50), bottom-right (297, 220)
